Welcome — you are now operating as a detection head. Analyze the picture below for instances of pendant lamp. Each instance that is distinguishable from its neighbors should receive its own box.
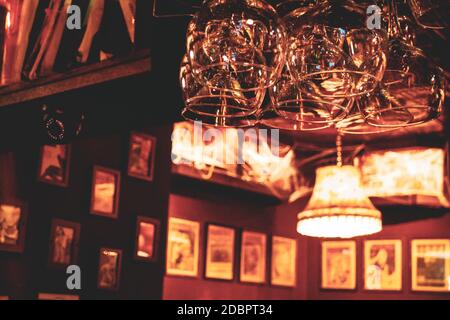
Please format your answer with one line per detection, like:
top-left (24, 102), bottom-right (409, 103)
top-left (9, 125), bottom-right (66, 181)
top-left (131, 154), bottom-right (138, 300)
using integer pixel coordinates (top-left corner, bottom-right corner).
top-left (297, 135), bottom-right (382, 238)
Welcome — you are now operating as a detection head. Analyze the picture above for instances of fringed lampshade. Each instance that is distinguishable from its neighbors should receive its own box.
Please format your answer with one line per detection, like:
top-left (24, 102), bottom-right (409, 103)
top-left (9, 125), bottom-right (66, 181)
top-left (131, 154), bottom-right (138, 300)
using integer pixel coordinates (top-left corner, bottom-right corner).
top-left (297, 165), bottom-right (382, 238)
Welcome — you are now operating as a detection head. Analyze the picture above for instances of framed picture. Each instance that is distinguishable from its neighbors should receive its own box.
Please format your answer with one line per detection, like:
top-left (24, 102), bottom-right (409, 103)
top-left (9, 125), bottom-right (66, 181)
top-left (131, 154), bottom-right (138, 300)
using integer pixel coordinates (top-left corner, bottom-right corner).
top-left (321, 241), bottom-right (356, 290)
top-left (97, 248), bottom-right (122, 291)
top-left (205, 224), bottom-right (235, 281)
top-left (134, 216), bottom-right (160, 262)
top-left (38, 293), bottom-right (79, 300)
top-left (240, 231), bottom-right (267, 284)
top-left (90, 166), bottom-right (121, 218)
top-left (0, 202), bottom-right (27, 253)
top-left (37, 144), bottom-right (71, 187)
top-left (166, 217), bottom-right (200, 277)
top-left (271, 236), bottom-right (297, 287)
top-left (411, 239), bottom-right (450, 292)
top-left (49, 219), bottom-right (81, 267)
top-left (128, 132), bottom-right (157, 182)
top-left (364, 239), bottom-right (402, 291)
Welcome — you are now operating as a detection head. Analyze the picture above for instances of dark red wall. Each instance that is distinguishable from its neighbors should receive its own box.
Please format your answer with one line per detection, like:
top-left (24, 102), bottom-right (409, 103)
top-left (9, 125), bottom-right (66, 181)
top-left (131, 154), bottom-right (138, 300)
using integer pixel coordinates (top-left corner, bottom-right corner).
top-left (264, 200), bottom-right (450, 300)
top-left (0, 125), bottom-right (172, 300)
top-left (306, 212), bottom-right (450, 300)
top-left (1, 126), bottom-right (449, 300)
top-left (164, 191), bottom-right (450, 300)
top-left (163, 189), bottom-right (308, 300)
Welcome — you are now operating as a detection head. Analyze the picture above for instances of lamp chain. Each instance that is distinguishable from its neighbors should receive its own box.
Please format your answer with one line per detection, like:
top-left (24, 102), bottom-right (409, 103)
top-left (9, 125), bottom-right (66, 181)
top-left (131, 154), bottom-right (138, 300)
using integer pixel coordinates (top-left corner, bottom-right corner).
top-left (336, 133), bottom-right (343, 167)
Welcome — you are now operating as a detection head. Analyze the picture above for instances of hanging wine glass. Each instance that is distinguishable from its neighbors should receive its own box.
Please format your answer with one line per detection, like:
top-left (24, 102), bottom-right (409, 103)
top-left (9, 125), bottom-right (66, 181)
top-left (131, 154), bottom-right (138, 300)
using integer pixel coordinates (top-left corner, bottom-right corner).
top-left (183, 0), bottom-right (287, 124)
top-left (360, 39), bottom-right (446, 127)
top-left (380, 0), bottom-right (418, 45)
top-left (178, 0), bottom-right (445, 132)
top-left (284, 0), bottom-right (387, 83)
top-left (188, 0), bottom-right (287, 88)
top-left (276, 0), bottom-right (319, 17)
top-left (408, 0), bottom-right (449, 29)
top-left (336, 112), bottom-right (401, 135)
top-left (277, 0), bottom-right (387, 129)
top-left (180, 55), bottom-right (260, 127)
top-left (345, 27), bottom-right (388, 92)
top-left (262, 66), bottom-right (346, 130)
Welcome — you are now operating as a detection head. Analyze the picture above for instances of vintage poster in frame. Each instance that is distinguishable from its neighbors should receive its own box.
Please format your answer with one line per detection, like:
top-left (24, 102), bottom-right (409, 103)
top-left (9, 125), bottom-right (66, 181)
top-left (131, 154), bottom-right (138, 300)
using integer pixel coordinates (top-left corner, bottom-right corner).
top-left (128, 132), bottom-right (157, 182)
top-left (38, 293), bottom-right (79, 300)
top-left (97, 248), bottom-right (122, 291)
top-left (321, 241), bottom-right (356, 290)
top-left (166, 217), bottom-right (200, 277)
top-left (90, 166), bottom-right (121, 218)
top-left (38, 144), bottom-right (71, 187)
top-left (205, 224), bottom-right (235, 281)
top-left (0, 202), bottom-right (27, 253)
top-left (364, 239), bottom-right (402, 291)
top-left (240, 231), bottom-right (267, 284)
top-left (134, 216), bottom-right (160, 262)
top-left (271, 236), bottom-right (297, 287)
top-left (411, 239), bottom-right (450, 292)
top-left (49, 219), bottom-right (80, 267)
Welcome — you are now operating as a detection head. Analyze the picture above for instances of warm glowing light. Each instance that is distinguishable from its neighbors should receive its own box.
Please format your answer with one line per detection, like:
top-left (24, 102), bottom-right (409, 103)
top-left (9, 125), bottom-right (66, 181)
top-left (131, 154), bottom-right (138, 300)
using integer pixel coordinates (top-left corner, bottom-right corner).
top-left (297, 165), bottom-right (382, 238)
top-left (172, 122), bottom-right (238, 173)
top-left (360, 148), bottom-right (448, 206)
top-left (171, 122), bottom-right (299, 195)
top-left (241, 134), bottom-right (298, 191)
top-left (5, 11), bottom-right (10, 31)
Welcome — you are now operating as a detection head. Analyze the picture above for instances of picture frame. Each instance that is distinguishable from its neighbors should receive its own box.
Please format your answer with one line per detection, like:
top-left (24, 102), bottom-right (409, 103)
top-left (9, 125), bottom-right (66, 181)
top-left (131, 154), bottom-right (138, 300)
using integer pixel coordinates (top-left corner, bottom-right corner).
top-left (127, 132), bottom-right (157, 182)
top-left (134, 216), bottom-right (160, 262)
top-left (271, 236), bottom-right (297, 287)
top-left (0, 201), bottom-right (27, 253)
top-left (97, 248), bottom-right (122, 291)
top-left (38, 293), bottom-right (79, 300)
top-left (37, 144), bottom-right (71, 187)
top-left (166, 217), bottom-right (200, 277)
top-left (364, 239), bottom-right (402, 291)
top-left (240, 231), bottom-right (267, 284)
top-left (321, 241), bottom-right (356, 290)
top-left (90, 166), bottom-right (121, 219)
top-left (204, 224), bottom-right (236, 281)
top-left (48, 219), bottom-right (81, 268)
top-left (411, 239), bottom-right (450, 292)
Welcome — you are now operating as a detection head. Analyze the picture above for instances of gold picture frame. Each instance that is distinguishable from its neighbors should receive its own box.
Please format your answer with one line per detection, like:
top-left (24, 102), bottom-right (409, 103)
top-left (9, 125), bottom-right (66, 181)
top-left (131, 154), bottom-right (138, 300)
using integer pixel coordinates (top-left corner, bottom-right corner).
top-left (364, 239), bottom-right (402, 291)
top-left (0, 201), bottom-right (28, 253)
top-left (127, 132), bottom-right (157, 182)
top-left (90, 166), bottom-right (121, 219)
top-left (37, 144), bottom-right (71, 187)
top-left (271, 236), bottom-right (297, 287)
top-left (97, 248), bottom-right (122, 291)
top-left (411, 239), bottom-right (450, 292)
top-left (48, 219), bottom-right (81, 268)
top-left (205, 224), bottom-right (235, 281)
top-left (134, 216), bottom-right (160, 262)
top-left (240, 231), bottom-right (267, 284)
top-left (38, 293), bottom-right (79, 300)
top-left (166, 217), bottom-right (200, 277)
top-left (321, 241), bottom-right (356, 290)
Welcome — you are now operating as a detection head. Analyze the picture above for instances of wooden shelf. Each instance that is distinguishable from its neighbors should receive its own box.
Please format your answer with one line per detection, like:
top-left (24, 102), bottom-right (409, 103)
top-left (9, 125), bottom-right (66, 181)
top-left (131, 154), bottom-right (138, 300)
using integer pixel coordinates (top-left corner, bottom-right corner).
top-left (0, 50), bottom-right (151, 108)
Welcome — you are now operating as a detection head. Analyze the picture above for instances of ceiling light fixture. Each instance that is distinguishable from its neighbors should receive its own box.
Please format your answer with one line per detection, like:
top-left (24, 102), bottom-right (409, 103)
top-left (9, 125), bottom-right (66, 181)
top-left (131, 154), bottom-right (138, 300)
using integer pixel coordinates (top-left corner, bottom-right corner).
top-left (297, 134), bottom-right (382, 238)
